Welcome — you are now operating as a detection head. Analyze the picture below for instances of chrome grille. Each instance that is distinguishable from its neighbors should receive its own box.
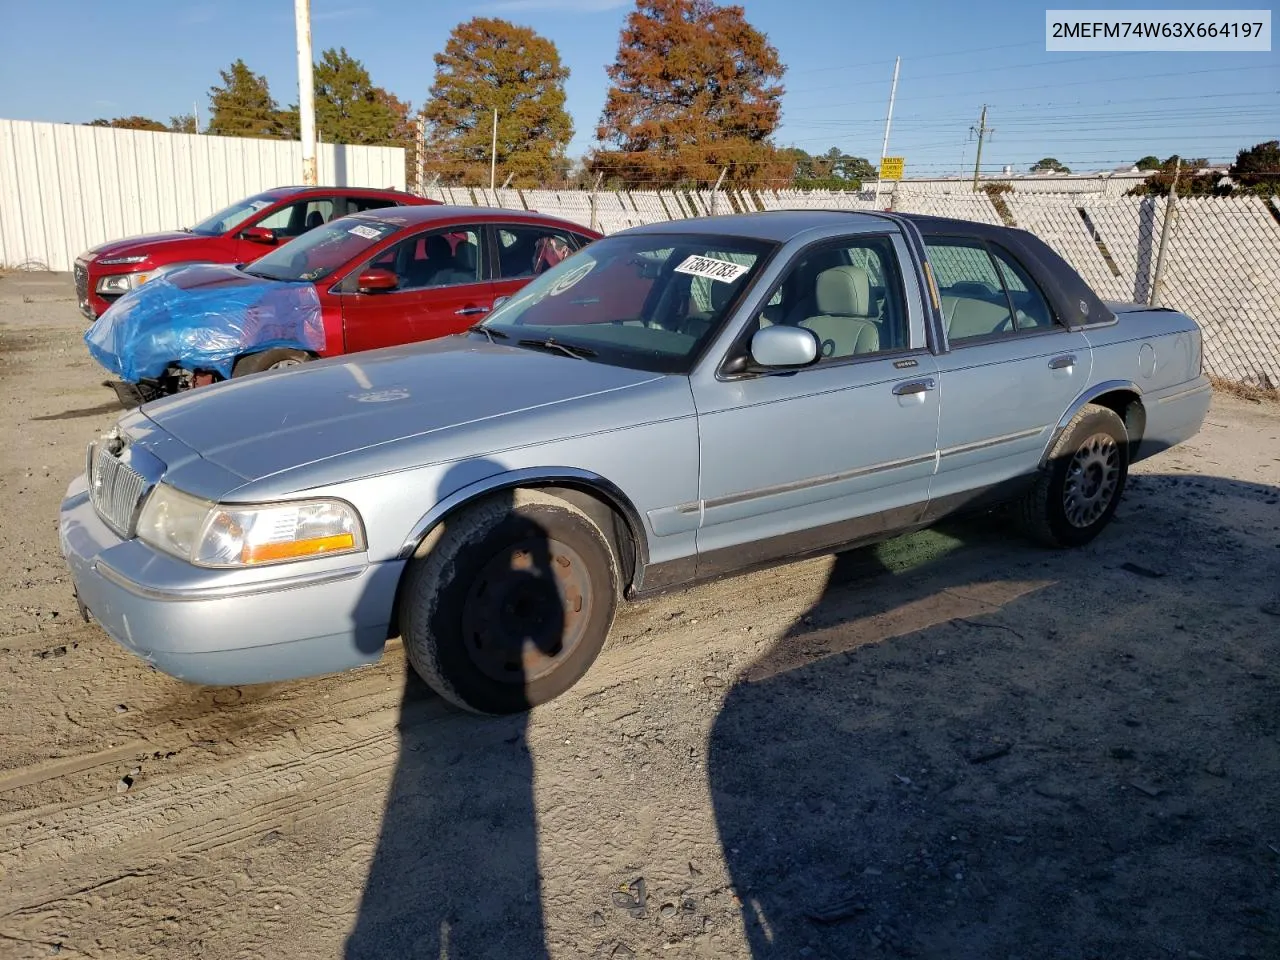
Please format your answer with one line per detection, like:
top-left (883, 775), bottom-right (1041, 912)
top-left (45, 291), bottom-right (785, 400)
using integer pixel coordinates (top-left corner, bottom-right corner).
top-left (74, 261), bottom-right (91, 318)
top-left (89, 442), bottom-right (146, 538)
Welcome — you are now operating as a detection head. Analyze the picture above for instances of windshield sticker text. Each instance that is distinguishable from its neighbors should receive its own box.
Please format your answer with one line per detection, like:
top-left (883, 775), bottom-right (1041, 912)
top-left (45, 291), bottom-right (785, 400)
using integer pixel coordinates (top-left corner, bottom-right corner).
top-left (347, 224), bottom-right (386, 241)
top-left (674, 255), bottom-right (749, 283)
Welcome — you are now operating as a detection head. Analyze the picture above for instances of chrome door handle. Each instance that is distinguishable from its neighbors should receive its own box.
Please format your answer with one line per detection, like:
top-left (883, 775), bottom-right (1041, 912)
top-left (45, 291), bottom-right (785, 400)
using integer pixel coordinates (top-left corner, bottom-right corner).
top-left (454, 305), bottom-right (491, 316)
top-left (1048, 354), bottom-right (1076, 370)
top-left (892, 378), bottom-right (936, 396)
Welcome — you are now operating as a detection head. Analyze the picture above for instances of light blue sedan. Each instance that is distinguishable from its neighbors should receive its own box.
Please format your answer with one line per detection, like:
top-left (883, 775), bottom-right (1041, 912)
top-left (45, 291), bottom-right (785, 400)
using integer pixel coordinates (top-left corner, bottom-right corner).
top-left (59, 211), bottom-right (1212, 713)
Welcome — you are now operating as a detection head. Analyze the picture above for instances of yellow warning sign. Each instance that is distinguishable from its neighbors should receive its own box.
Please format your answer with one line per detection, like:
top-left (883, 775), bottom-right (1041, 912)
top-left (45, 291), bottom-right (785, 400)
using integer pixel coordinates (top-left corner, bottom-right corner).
top-left (879, 157), bottom-right (905, 180)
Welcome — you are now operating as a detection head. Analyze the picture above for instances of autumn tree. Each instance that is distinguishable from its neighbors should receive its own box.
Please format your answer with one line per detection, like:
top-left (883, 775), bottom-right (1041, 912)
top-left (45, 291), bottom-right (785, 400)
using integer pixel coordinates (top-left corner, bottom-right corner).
top-left (590, 0), bottom-right (786, 188)
top-left (1229, 139), bottom-right (1280, 195)
top-left (88, 116), bottom-right (167, 131)
top-left (207, 59), bottom-right (287, 139)
top-left (421, 18), bottom-right (572, 187)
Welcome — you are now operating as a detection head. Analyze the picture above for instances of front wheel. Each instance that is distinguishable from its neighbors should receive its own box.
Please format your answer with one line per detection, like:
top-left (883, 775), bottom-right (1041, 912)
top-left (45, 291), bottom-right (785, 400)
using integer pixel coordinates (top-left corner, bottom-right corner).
top-left (231, 348), bottom-right (312, 378)
top-left (1018, 403), bottom-right (1129, 548)
top-left (399, 490), bottom-right (619, 714)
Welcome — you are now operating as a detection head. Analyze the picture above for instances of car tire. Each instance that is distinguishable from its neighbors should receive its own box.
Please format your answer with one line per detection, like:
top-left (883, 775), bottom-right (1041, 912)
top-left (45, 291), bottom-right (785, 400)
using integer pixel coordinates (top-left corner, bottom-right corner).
top-left (399, 489), bottom-right (619, 714)
top-left (231, 348), bottom-right (312, 377)
top-left (1018, 403), bottom-right (1129, 548)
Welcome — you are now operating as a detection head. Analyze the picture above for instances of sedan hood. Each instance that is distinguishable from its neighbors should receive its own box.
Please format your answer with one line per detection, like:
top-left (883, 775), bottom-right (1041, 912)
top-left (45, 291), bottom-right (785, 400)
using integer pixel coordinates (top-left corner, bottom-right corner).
top-left (83, 231), bottom-right (200, 262)
top-left (140, 336), bottom-right (664, 485)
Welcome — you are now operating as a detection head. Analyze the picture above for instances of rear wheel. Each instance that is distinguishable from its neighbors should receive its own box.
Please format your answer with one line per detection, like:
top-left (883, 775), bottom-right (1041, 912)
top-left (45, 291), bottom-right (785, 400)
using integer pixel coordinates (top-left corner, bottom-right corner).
top-left (399, 490), bottom-right (619, 714)
top-left (231, 348), bottom-right (311, 378)
top-left (1018, 403), bottom-right (1129, 547)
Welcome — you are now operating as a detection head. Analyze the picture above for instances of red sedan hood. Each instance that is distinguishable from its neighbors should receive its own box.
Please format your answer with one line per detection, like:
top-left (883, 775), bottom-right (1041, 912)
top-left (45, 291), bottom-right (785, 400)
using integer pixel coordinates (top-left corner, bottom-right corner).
top-left (82, 231), bottom-right (200, 262)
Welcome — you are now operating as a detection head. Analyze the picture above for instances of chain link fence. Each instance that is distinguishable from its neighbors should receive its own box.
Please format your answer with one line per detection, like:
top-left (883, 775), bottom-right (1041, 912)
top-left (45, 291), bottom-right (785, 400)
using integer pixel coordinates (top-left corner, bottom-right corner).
top-left (423, 184), bottom-right (1280, 388)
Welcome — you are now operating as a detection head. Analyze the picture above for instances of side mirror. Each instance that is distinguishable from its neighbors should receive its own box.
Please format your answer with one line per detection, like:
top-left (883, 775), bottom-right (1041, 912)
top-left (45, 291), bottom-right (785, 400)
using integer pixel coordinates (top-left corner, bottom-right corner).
top-left (357, 268), bottom-right (399, 293)
top-left (749, 325), bottom-right (819, 369)
top-left (240, 226), bottom-right (277, 245)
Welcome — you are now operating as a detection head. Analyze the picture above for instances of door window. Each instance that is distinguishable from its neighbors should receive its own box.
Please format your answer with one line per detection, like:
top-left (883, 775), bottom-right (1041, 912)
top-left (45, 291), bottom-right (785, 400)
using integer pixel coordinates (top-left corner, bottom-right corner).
top-left (752, 235), bottom-right (909, 360)
top-left (925, 238), bottom-right (1056, 341)
top-left (254, 199), bottom-right (336, 239)
top-left (363, 228), bottom-right (482, 291)
top-left (493, 226), bottom-right (581, 279)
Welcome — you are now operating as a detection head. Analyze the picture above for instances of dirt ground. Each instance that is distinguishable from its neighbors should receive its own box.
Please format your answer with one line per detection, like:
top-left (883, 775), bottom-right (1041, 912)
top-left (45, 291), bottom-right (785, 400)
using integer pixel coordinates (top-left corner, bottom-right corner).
top-left (1, 272), bottom-right (1277, 960)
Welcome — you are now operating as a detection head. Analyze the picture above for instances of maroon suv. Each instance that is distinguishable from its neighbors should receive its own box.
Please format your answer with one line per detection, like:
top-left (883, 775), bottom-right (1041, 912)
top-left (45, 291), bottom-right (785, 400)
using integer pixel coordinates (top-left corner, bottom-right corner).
top-left (74, 185), bottom-right (434, 319)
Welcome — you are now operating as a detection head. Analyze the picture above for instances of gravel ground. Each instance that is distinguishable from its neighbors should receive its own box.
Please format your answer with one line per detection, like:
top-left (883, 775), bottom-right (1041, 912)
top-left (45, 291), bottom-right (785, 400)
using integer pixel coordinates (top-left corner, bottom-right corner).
top-left (1, 273), bottom-right (1277, 960)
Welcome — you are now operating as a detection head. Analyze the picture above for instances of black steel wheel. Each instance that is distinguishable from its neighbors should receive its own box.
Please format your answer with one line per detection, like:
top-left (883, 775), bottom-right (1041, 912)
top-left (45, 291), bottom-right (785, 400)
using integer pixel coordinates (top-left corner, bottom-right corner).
top-left (399, 490), bottom-right (619, 714)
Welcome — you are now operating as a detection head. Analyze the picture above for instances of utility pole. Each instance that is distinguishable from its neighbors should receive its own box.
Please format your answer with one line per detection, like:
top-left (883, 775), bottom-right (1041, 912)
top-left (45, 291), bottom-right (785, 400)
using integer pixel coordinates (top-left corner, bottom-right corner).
top-left (871, 56), bottom-right (901, 210)
top-left (415, 114), bottom-right (426, 194)
top-left (970, 104), bottom-right (992, 192)
top-left (489, 108), bottom-right (498, 191)
top-left (1149, 156), bottom-right (1181, 307)
top-left (193, 100), bottom-right (200, 134)
top-left (294, 0), bottom-right (317, 185)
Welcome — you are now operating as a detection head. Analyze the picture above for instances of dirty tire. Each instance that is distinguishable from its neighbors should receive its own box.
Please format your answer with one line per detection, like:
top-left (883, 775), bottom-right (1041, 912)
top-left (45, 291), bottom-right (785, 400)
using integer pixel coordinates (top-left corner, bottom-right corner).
top-left (1018, 403), bottom-right (1129, 548)
top-left (400, 489), bottom-right (619, 714)
top-left (231, 348), bottom-right (311, 378)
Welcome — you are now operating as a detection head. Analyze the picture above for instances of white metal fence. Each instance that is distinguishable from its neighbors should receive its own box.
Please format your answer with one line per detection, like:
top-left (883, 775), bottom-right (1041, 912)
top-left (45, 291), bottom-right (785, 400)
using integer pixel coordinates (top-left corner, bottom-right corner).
top-left (426, 184), bottom-right (1280, 388)
top-left (0, 119), bottom-right (406, 272)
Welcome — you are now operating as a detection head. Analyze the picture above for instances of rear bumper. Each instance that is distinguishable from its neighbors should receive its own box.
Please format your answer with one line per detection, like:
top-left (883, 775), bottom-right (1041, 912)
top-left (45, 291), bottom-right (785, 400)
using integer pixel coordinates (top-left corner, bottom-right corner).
top-left (1133, 375), bottom-right (1212, 462)
top-left (59, 475), bottom-right (404, 686)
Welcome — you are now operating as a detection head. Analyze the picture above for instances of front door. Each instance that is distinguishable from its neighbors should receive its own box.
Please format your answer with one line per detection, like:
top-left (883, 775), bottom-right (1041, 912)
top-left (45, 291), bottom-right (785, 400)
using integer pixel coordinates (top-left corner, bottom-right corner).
top-left (923, 235), bottom-right (1094, 507)
top-left (339, 226), bottom-right (495, 353)
top-left (689, 232), bottom-right (941, 575)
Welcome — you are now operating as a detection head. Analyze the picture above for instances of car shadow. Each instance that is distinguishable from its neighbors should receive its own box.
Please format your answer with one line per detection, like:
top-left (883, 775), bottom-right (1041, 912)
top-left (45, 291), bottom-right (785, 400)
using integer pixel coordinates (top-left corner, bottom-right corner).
top-left (31, 399), bottom-right (128, 421)
top-left (707, 473), bottom-right (1280, 959)
top-left (343, 470), bottom-right (559, 960)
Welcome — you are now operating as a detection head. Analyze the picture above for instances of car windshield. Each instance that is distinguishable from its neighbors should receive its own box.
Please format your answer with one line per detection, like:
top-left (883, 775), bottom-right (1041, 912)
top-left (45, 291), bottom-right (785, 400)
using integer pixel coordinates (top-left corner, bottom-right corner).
top-left (189, 192), bottom-right (281, 236)
top-left (478, 233), bottom-right (776, 374)
top-left (243, 218), bottom-right (401, 283)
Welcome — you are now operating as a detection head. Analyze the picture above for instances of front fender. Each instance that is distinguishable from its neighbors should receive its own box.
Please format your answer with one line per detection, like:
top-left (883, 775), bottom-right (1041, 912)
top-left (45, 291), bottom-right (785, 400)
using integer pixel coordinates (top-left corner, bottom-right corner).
top-left (395, 465), bottom-right (650, 567)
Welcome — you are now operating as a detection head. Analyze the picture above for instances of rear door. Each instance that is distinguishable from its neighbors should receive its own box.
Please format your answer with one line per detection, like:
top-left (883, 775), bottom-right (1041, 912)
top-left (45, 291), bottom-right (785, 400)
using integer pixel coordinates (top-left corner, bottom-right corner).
top-left (925, 235), bottom-right (1093, 508)
top-left (338, 225), bottom-right (494, 353)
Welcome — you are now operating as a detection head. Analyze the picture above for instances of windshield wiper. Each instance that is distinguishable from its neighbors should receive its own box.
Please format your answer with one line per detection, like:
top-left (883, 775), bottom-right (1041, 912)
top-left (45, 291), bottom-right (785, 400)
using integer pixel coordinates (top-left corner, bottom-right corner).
top-left (468, 324), bottom-right (509, 344)
top-left (517, 337), bottom-right (597, 359)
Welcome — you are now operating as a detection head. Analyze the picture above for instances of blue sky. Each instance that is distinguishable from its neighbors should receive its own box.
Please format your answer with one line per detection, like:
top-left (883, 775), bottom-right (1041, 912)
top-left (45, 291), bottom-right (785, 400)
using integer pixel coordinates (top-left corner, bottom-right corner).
top-left (0, 0), bottom-right (1274, 178)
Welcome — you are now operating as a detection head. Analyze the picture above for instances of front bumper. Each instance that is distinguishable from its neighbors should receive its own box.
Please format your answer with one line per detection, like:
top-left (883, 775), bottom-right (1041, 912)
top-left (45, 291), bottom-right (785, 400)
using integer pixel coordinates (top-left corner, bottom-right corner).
top-left (59, 474), bottom-right (405, 686)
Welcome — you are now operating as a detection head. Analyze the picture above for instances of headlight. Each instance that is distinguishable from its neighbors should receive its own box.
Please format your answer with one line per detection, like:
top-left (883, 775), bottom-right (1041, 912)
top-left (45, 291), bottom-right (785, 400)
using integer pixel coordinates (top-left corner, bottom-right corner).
top-left (98, 254), bottom-right (149, 266)
top-left (97, 272), bottom-right (151, 294)
top-left (136, 483), bottom-right (366, 568)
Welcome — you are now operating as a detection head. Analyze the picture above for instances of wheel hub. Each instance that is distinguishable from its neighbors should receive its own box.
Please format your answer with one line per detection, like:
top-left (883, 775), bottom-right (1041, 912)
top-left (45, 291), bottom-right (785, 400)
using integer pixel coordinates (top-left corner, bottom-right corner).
top-left (460, 537), bottom-right (593, 684)
top-left (1062, 433), bottom-right (1120, 528)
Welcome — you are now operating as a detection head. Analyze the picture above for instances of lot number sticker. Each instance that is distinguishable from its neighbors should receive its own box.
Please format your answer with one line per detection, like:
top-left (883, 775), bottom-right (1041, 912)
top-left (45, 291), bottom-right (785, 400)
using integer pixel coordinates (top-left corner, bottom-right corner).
top-left (674, 255), bottom-right (749, 283)
top-left (348, 224), bottom-right (386, 241)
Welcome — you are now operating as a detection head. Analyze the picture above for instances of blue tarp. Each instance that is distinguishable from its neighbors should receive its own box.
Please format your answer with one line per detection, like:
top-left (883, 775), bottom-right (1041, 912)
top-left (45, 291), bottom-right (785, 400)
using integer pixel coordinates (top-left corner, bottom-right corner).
top-left (84, 267), bottom-right (325, 382)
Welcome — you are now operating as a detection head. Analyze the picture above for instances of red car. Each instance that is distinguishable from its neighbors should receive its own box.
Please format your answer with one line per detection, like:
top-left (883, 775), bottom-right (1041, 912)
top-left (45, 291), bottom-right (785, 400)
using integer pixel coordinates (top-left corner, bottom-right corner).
top-left (88, 205), bottom-right (602, 399)
top-left (74, 185), bottom-right (433, 319)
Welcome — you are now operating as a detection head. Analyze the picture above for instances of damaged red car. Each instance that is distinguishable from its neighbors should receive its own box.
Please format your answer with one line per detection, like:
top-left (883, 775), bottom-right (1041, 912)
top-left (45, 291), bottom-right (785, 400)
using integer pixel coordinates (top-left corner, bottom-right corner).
top-left (85, 205), bottom-right (601, 402)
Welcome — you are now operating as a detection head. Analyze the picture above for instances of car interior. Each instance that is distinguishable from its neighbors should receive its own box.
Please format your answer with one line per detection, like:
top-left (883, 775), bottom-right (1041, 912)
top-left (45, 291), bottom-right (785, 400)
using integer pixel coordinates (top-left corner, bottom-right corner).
top-left (925, 239), bottom-right (1058, 341)
top-left (752, 242), bottom-right (907, 359)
